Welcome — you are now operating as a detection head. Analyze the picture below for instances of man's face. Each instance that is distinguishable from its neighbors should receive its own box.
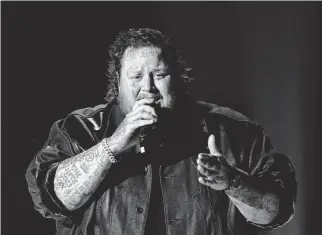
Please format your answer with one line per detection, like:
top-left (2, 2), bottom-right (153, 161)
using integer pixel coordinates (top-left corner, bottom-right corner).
top-left (118, 46), bottom-right (176, 115)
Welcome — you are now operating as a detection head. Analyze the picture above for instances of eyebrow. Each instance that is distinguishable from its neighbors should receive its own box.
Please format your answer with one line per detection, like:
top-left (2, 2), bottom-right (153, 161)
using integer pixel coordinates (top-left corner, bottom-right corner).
top-left (129, 69), bottom-right (141, 73)
top-left (152, 69), bottom-right (165, 73)
top-left (127, 65), bottom-right (141, 73)
top-left (152, 65), bottom-right (169, 72)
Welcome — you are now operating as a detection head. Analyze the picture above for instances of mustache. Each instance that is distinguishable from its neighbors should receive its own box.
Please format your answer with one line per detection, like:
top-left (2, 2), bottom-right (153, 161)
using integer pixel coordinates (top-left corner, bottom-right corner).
top-left (136, 91), bottom-right (161, 101)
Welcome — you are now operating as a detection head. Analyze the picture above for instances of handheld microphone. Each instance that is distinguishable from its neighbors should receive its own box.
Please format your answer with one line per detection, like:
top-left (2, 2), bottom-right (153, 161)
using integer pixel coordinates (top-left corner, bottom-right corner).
top-left (140, 126), bottom-right (156, 153)
top-left (139, 101), bottom-right (159, 153)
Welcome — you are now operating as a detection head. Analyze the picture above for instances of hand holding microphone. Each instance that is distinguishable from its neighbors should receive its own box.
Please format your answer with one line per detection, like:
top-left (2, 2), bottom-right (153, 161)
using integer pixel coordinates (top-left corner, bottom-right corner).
top-left (108, 93), bottom-right (159, 156)
top-left (139, 99), bottom-right (161, 153)
top-left (136, 93), bottom-right (161, 153)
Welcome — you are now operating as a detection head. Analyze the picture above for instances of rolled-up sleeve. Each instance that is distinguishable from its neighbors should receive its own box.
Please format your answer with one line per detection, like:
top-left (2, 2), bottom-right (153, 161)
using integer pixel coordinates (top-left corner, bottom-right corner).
top-left (243, 123), bottom-right (297, 230)
top-left (26, 120), bottom-right (78, 220)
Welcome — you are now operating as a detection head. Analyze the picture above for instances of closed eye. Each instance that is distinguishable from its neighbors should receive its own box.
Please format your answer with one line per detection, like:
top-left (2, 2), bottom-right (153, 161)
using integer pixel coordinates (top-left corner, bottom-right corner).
top-left (153, 73), bottom-right (169, 80)
top-left (130, 74), bottom-right (142, 79)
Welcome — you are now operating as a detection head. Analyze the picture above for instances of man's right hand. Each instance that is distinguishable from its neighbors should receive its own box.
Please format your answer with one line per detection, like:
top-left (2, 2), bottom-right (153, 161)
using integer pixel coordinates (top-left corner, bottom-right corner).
top-left (107, 97), bottom-right (158, 156)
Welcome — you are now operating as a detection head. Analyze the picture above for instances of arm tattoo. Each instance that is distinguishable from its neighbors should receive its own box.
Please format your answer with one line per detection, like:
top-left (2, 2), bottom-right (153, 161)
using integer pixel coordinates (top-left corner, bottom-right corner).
top-left (226, 180), bottom-right (280, 224)
top-left (80, 163), bottom-right (90, 173)
top-left (54, 140), bottom-right (111, 210)
top-left (262, 194), bottom-right (279, 213)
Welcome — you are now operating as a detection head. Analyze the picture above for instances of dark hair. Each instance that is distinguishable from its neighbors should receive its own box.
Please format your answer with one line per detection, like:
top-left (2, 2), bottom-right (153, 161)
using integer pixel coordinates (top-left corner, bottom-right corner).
top-left (104, 28), bottom-right (193, 103)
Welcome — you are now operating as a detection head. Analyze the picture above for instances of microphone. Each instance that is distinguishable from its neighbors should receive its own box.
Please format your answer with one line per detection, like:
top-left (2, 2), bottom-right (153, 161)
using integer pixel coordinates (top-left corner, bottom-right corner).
top-left (139, 101), bottom-right (159, 154)
top-left (139, 126), bottom-right (155, 153)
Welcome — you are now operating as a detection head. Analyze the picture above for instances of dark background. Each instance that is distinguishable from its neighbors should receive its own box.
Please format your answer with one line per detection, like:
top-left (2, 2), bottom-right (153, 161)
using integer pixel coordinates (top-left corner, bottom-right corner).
top-left (2, 2), bottom-right (321, 235)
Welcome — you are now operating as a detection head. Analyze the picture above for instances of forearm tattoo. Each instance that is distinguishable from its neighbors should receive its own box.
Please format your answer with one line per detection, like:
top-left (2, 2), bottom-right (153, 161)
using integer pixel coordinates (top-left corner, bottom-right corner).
top-left (226, 180), bottom-right (280, 224)
top-left (54, 141), bottom-right (110, 210)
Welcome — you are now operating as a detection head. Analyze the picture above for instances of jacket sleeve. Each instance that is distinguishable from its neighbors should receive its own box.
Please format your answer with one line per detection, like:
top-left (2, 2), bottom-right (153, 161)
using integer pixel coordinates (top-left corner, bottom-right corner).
top-left (25, 120), bottom-right (79, 220)
top-left (204, 108), bottom-right (297, 231)
top-left (230, 121), bottom-right (297, 230)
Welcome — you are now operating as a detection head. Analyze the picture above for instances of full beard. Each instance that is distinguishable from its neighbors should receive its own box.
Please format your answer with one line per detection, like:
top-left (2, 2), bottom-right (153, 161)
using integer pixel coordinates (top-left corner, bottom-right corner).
top-left (117, 89), bottom-right (134, 117)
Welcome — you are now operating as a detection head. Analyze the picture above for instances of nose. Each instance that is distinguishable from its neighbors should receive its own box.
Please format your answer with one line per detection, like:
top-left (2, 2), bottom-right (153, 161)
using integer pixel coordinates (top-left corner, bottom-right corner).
top-left (141, 72), bottom-right (156, 93)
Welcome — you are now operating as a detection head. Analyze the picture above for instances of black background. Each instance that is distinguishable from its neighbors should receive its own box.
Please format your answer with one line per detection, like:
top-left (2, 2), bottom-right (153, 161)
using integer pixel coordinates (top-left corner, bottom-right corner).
top-left (2, 2), bottom-right (321, 235)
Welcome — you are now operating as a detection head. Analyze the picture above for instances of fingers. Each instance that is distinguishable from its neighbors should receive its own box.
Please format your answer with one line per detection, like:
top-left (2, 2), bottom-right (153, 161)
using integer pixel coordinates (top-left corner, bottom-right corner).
top-left (197, 164), bottom-right (218, 178)
top-left (208, 134), bottom-right (222, 157)
top-left (198, 175), bottom-right (225, 184)
top-left (130, 119), bottom-right (155, 129)
top-left (197, 163), bottom-right (225, 184)
top-left (130, 104), bottom-right (157, 118)
top-left (197, 153), bottom-right (214, 160)
top-left (197, 154), bottom-right (220, 171)
top-left (128, 111), bottom-right (157, 123)
top-left (198, 176), bottom-right (228, 190)
top-left (132, 97), bottom-right (155, 111)
top-left (198, 177), bottom-right (215, 187)
top-left (124, 103), bottom-right (158, 134)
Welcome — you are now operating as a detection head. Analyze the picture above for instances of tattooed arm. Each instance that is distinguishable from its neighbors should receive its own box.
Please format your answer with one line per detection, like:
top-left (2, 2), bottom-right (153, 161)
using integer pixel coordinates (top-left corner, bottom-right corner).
top-left (198, 135), bottom-right (280, 225)
top-left (54, 96), bottom-right (158, 211)
top-left (225, 173), bottom-right (280, 225)
top-left (53, 138), bottom-right (120, 211)
top-left (198, 156), bottom-right (280, 225)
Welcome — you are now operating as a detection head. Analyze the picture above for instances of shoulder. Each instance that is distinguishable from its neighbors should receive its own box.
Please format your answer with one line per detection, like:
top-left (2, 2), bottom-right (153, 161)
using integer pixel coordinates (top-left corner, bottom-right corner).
top-left (195, 101), bottom-right (264, 138)
top-left (68, 103), bottom-right (109, 118)
top-left (56, 103), bottom-right (111, 131)
top-left (59, 101), bottom-right (114, 133)
top-left (60, 102), bottom-right (115, 130)
top-left (52, 102), bottom-right (115, 151)
top-left (196, 100), bottom-right (256, 124)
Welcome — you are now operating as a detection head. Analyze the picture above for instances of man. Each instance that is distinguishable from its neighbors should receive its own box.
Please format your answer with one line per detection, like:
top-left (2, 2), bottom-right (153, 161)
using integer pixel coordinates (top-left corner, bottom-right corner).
top-left (26, 28), bottom-right (296, 235)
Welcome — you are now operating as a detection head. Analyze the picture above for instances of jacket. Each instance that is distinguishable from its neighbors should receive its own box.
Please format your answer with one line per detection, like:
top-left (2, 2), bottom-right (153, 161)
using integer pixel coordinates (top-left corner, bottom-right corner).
top-left (25, 100), bottom-right (296, 235)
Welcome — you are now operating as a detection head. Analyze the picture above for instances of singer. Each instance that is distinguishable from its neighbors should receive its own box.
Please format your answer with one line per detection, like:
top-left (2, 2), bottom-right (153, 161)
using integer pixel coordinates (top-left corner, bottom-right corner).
top-left (26, 28), bottom-right (296, 235)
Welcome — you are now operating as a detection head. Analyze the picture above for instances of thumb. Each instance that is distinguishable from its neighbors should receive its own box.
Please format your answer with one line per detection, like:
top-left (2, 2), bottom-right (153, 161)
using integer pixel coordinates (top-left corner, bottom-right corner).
top-left (208, 134), bottom-right (221, 157)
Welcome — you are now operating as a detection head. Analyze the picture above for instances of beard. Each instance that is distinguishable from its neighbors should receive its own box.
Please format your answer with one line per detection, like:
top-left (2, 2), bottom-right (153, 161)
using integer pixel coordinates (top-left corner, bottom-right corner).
top-left (117, 88), bottom-right (135, 117)
top-left (117, 88), bottom-right (178, 117)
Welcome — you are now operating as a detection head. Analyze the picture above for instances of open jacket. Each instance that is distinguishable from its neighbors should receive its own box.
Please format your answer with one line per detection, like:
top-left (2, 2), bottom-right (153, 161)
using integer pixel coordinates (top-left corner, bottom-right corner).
top-left (26, 100), bottom-right (296, 235)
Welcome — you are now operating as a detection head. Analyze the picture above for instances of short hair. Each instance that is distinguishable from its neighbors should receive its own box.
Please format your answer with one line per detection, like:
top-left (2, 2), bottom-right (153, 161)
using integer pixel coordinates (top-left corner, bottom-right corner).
top-left (104, 28), bottom-right (193, 103)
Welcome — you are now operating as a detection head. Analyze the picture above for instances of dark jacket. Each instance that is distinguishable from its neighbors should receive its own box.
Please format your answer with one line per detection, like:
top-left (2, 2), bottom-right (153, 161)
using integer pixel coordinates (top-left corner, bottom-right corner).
top-left (26, 100), bottom-right (296, 235)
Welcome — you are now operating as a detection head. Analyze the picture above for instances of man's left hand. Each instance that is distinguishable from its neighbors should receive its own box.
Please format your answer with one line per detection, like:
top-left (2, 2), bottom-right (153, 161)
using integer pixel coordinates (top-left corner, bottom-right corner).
top-left (197, 134), bottom-right (232, 191)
